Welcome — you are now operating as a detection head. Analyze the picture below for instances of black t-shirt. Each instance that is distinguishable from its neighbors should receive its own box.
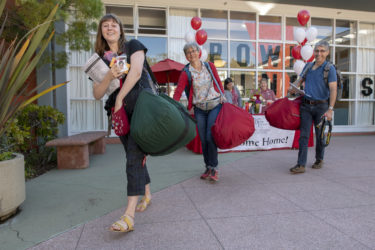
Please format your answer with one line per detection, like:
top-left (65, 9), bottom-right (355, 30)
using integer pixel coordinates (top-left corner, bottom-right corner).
top-left (122, 39), bottom-right (152, 116)
top-left (101, 39), bottom-right (151, 118)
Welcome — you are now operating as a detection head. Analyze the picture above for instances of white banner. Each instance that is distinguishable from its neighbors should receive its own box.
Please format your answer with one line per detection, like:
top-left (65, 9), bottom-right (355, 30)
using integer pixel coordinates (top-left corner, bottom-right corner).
top-left (219, 115), bottom-right (296, 152)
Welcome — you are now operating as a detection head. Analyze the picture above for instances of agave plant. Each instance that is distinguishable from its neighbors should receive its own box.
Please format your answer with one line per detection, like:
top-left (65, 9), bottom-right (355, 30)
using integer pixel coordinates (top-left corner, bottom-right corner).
top-left (0, 0), bottom-right (67, 142)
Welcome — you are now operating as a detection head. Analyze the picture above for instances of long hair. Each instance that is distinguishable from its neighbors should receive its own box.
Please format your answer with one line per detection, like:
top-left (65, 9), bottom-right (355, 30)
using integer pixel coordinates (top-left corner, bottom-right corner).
top-left (95, 14), bottom-right (126, 57)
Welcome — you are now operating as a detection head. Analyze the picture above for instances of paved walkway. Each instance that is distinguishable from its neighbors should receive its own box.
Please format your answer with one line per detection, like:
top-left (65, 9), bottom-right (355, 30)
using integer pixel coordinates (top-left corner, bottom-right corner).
top-left (1, 135), bottom-right (375, 250)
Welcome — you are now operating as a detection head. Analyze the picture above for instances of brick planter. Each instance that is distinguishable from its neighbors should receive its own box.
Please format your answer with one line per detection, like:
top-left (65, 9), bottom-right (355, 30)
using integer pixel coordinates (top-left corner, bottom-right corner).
top-left (0, 153), bottom-right (25, 221)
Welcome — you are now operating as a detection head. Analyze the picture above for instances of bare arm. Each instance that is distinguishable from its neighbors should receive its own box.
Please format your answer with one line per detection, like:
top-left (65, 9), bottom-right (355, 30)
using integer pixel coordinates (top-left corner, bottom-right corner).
top-left (288, 77), bottom-right (305, 95)
top-left (93, 63), bottom-right (123, 100)
top-left (324, 81), bottom-right (337, 121)
top-left (114, 50), bottom-right (144, 112)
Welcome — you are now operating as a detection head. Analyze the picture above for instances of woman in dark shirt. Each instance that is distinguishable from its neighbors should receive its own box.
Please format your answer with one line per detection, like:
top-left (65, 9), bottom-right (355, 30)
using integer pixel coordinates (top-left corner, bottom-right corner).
top-left (93, 14), bottom-right (152, 233)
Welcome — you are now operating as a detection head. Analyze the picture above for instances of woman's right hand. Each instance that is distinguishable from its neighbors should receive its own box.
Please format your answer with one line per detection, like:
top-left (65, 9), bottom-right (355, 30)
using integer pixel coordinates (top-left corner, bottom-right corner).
top-left (110, 64), bottom-right (124, 79)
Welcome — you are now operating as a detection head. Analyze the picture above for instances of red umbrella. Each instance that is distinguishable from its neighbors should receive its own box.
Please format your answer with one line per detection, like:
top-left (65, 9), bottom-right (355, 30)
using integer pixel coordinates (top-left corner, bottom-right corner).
top-left (151, 58), bottom-right (185, 84)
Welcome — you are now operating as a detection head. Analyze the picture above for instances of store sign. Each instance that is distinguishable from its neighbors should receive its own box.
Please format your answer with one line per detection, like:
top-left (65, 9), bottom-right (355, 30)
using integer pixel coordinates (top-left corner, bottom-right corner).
top-left (219, 115), bottom-right (295, 152)
top-left (361, 77), bottom-right (373, 96)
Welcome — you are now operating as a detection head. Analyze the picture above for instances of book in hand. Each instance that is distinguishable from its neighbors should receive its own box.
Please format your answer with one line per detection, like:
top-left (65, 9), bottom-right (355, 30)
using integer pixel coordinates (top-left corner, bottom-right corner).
top-left (83, 53), bottom-right (119, 96)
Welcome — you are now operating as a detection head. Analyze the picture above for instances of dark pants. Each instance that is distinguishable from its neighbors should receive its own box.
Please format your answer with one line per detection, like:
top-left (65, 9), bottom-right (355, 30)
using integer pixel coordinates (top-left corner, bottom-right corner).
top-left (120, 134), bottom-right (150, 196)
top-left (298, 102), bottom-right (328, 166)
top-left (194, 104), bottom-right (222, 169)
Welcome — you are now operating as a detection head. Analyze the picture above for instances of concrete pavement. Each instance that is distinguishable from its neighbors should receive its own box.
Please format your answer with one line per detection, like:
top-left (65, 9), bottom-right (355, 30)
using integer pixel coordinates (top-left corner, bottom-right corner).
top-left (1, 135), bottom-right (375, 249)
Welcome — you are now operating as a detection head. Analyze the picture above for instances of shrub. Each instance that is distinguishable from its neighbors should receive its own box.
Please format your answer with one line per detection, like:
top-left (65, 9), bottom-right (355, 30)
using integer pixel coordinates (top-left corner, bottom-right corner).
top-left (4, 104), bottom-right (65, 178)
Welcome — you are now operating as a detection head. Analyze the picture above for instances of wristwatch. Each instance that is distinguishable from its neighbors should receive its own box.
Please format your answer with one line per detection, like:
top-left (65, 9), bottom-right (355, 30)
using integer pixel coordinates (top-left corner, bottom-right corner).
top-left (328, 106), bottom-right (334, 110)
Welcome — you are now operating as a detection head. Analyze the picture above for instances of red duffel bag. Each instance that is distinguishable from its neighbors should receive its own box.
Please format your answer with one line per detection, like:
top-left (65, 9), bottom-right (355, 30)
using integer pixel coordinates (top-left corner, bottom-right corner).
top-left (211, 103), bottom-right (255, 149)
top-left (264, 96), bottom-right (302, 130)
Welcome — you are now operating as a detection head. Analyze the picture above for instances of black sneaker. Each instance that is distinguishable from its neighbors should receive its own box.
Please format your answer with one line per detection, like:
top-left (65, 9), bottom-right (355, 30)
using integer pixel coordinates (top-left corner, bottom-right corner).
top-left (311, 160), bottom-right (323, 169)
top-left (290, 165), bottom-right (305, 174)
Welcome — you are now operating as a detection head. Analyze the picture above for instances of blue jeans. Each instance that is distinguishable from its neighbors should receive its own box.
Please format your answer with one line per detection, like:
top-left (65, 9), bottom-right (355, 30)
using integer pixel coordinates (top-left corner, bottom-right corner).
top-left (194, 104), bottom-right (222, 169)
top-left (298, 102), bottom-right (328, 166)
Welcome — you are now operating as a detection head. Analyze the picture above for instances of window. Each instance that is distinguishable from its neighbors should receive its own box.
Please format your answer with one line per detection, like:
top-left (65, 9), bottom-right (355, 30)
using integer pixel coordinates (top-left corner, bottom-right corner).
top-left (169, 8), bottom-right (197, 37)
top-left (203, 40), bottom-right (228, 68)
top-left (285, 17), bottom-right (299, 41)
top-left (230, 41), bottom-right (256, 69)
top-left (335, 47), bottom-right (356, 72)
top-left (230, 71), bottom-right (256, 97)
top-left (334, 101), bottom-right (355, 125)
top-left (359, 22), bottom-right (375, 47)
top-left (311, 18), bottom-right (333, 44)
top-left (106, 6), bottom-right (134, 33)
top-left (259, 16), bottom-right (281, 40)
top-left (257, 42), bottom-right (282, 69)
top-left (138, 7), bottom-right (166, 35)
top-left (137, 37), bottom-right (167, 66)
top-left (230, 11), bottom-right (256, 40)
top-left (336, 20), bottom-right (357, 46)
top-left (201, 9), bottom-right (228, 39)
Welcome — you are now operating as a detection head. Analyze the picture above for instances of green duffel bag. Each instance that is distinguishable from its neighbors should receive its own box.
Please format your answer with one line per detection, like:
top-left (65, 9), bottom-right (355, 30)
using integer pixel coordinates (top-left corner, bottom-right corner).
top-left (130, 89), bottom-right (196, 156)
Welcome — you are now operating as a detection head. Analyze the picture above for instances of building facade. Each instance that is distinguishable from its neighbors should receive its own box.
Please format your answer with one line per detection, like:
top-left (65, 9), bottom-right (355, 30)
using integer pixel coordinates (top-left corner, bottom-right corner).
top-left (64, 0), bottom-right (375, 135)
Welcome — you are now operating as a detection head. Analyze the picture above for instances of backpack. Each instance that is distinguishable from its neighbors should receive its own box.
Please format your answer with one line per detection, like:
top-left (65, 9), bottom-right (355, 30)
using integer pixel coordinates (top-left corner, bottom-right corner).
top-left (302, 61), bottom-right (343, 102)
top-left (323, 62), bottom-right (343, 101)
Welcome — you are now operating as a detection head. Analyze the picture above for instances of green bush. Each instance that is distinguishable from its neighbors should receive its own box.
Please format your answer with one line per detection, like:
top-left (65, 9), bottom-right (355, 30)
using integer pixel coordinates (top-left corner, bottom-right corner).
top-left (3, 104), bottom-right (65, 178)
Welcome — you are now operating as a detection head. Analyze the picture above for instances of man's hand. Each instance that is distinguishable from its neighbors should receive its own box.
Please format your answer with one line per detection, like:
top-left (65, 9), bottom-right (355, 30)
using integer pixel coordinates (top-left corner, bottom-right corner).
top-left (324, 109), bottom-right (333, 121)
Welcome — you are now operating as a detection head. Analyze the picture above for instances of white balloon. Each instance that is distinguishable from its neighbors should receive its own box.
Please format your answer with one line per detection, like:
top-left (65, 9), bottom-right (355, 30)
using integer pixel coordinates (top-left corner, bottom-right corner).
top-left (201, 48), bottom-right (208, 61)
top-left (184, 31), bottom-right (195, 43)
top-left (294, 27), bottom-right (306, 43)
top-left (301, 45), bottom-right (313, 61)
top-left (306, 27), bottom-right (318, 42)
top-left (293, 60), bottom-right (306, 76)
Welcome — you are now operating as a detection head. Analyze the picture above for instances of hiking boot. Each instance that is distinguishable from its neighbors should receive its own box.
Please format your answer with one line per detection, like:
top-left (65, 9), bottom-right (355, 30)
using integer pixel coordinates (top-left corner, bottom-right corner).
top-left (209, 169), bottom-right (219, 182)
top-left (311, 160), bottom-right (323, 169)
top-left (200, 168), bottom-right (211, 180)
top-left (290, 165), bottom-right (305, 174)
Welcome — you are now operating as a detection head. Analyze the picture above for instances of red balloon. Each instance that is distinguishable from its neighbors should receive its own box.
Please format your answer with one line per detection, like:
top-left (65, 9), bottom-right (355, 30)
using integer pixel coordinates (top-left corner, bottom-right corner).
top-left (195, 29), bottom-right (207, 45)
top-left (301, 38), bottom-right (308, 46)
top-left (297, 10), bottom-right (310, 26)
top-left (191, 16), bottom-right (202, 30)
top-left (307, 54), bottom-right (315, 62)
top-left (291, 45), bottom-right (302, 59)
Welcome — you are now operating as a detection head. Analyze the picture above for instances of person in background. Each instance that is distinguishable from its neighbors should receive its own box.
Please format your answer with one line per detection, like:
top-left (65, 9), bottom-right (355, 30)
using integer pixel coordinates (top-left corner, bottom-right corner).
top-left (173, 42), bottom-right (225, 182)
top-left (224, 77), bottom-right (243, 107)
top-left (92, 14), bottom-right (153, 233)
top-left (259, 78), bottom-right (276, 104)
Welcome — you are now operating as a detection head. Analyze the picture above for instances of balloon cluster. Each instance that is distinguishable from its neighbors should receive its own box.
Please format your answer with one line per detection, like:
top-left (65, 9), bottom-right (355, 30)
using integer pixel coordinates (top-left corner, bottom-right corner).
top-left (292, 10), bottom-right (318, 75)
top-left (184, 17), bottom-right (208, 61)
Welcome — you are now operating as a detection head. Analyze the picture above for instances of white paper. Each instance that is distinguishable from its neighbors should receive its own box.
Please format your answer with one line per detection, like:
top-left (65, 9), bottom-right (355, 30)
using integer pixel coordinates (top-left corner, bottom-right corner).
top-left (83, 53), bottom-right (120, 96)
top-left (289, 83), bottom-right (305, 96)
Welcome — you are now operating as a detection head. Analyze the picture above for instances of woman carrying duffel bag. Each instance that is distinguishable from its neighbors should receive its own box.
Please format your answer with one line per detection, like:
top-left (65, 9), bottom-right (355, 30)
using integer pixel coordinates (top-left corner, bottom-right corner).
top-left (173, 42), bottom-right (225, 182)
top-left (92, 14), bottom-right (153, 233)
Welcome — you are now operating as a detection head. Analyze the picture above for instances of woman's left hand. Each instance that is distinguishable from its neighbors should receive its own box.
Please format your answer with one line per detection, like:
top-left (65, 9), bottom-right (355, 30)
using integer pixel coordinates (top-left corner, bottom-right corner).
top-left (221, 96), bottom-right (227, 103)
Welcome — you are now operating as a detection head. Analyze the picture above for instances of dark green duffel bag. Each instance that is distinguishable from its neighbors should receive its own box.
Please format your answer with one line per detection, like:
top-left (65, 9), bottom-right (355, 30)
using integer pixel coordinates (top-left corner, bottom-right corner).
top-left (130, 89), bottom-right (196, 156)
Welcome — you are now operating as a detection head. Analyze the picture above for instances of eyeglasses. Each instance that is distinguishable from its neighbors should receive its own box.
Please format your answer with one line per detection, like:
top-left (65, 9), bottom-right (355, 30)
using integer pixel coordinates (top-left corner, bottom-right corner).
top-left (186, 49), bottom-right (198, 55)
top-left (314, 49), bottom-right (327, 53)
